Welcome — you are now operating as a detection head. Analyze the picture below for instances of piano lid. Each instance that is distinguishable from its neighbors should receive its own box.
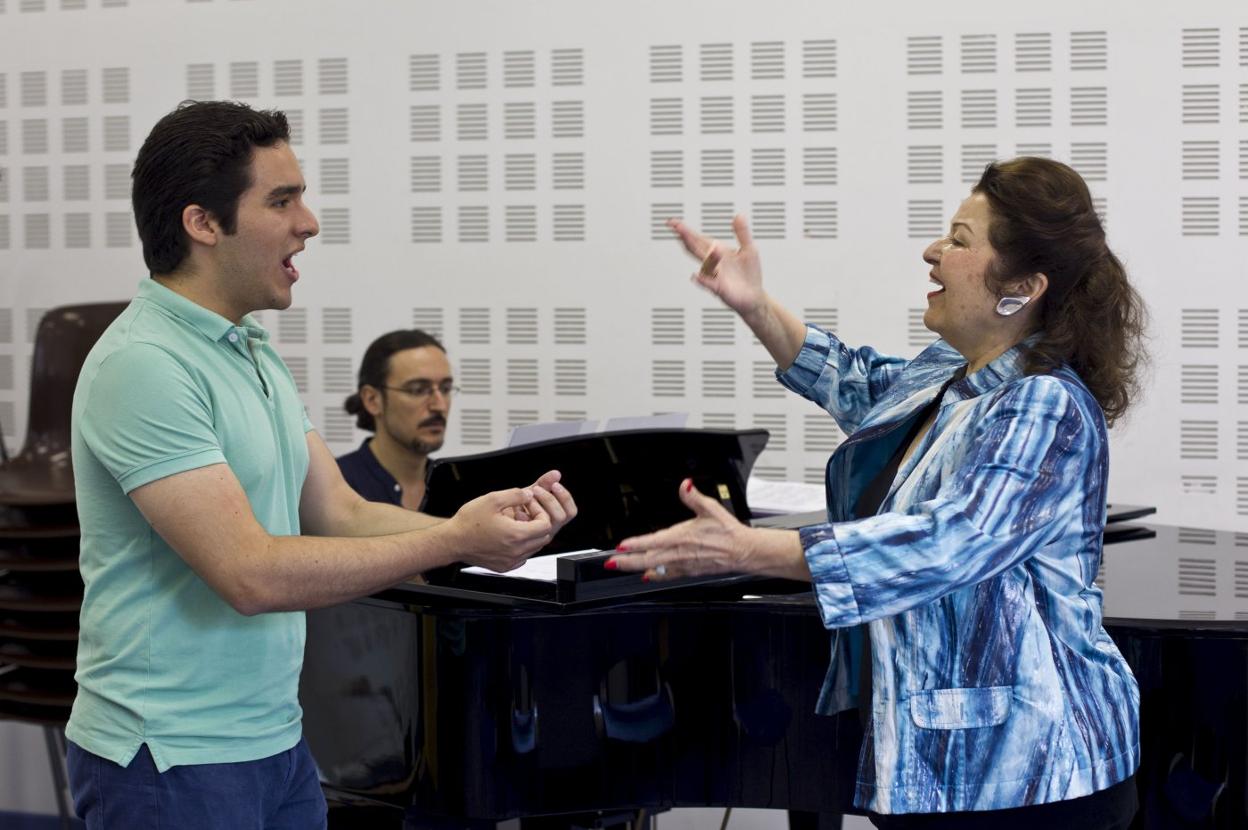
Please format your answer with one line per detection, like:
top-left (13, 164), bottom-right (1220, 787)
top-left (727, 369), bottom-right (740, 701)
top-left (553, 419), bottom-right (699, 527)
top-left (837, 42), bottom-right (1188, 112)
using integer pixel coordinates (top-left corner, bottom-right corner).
top-left (1101, 524), bottom-right (1248, 630)
top-left (420, 428), bottom-right (769, 555)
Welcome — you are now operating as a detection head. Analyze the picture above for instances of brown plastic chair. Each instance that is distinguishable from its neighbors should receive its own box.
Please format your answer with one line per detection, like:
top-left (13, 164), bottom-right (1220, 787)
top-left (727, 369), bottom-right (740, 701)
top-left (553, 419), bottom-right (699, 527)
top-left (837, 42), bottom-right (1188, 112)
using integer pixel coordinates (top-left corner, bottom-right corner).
top-left (0, 302), bottom-right (127, 506)
top-left (0, 303), bottom-right (120, 829)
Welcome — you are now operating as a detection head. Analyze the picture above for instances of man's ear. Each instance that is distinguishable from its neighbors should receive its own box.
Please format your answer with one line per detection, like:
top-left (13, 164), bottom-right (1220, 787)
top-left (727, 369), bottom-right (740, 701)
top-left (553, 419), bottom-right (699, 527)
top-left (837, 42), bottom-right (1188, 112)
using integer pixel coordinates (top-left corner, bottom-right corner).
top-left (360, 385), bottom-right (385, 418)
top-left (182, 204), bottom-right (220, 247)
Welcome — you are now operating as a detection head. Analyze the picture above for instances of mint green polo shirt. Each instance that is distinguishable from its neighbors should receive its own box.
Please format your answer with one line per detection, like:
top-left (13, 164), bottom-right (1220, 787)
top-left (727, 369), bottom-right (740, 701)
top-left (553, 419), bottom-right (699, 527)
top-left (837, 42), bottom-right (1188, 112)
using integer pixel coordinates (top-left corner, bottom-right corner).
top-left (67, 278), bottom-right (312, 772)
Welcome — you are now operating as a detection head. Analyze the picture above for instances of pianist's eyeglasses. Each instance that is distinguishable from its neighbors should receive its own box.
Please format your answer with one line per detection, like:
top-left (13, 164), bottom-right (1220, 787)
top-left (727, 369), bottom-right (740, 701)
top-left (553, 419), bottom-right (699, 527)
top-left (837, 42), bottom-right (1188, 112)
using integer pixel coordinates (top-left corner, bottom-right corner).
top-left (378, 382), bottom-right (460, 401)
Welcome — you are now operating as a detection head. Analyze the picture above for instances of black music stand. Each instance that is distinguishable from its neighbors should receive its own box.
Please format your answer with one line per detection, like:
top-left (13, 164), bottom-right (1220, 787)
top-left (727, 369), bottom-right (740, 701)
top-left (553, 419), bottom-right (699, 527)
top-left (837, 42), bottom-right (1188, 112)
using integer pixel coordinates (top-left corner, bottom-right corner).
top-left (410, 428), bottom-right (769, 609)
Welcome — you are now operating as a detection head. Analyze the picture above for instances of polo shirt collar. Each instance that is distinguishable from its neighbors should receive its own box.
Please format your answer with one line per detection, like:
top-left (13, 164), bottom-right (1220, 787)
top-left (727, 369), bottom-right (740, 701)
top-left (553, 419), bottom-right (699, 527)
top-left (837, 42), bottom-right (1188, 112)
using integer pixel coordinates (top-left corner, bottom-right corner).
top-left (136, 278), bottom-right (272, 344)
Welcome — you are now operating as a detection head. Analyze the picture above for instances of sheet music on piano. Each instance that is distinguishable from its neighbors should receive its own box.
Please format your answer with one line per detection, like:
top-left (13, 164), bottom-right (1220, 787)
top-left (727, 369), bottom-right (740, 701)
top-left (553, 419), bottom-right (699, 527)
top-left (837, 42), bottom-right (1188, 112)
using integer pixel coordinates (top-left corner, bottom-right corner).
top-left (746, 476), bottom-right (827, 516)
top-left (505, 413), bottom-right (688, 448)
top-left (463, 549), bottom-right (603, 582)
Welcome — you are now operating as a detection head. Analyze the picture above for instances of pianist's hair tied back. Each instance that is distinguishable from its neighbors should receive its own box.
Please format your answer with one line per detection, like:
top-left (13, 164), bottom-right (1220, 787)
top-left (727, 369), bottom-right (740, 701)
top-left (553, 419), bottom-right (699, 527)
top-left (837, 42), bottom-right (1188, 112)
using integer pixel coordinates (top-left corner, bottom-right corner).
top-left (344, 329), bottom-right (447, 431)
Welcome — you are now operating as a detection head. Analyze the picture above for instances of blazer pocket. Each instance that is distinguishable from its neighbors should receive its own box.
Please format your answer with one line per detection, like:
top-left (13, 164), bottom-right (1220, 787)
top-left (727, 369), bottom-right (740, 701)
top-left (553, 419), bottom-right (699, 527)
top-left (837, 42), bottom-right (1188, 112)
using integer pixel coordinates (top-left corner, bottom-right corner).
top-left (909, 685), bottom-right (1012, 730)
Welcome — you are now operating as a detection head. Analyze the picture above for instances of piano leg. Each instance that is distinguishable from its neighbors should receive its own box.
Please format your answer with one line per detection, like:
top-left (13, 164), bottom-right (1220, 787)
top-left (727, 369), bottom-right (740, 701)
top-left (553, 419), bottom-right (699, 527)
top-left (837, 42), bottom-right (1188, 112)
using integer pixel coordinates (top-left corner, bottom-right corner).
top-left (328, 804), bottom-right (403, 828)
top-left (787, 811), bottom-right (843, 830)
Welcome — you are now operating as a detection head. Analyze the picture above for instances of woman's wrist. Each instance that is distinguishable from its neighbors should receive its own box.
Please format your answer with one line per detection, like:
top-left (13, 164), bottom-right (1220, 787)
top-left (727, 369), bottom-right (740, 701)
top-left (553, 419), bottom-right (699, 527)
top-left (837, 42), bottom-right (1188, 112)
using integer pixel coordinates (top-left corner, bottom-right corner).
top-left (750, 527), bottom-right (811, 582)
top-left (739, 296), bottom-right (806, 372)
top-left (738, 294), bottom-right (774, 332)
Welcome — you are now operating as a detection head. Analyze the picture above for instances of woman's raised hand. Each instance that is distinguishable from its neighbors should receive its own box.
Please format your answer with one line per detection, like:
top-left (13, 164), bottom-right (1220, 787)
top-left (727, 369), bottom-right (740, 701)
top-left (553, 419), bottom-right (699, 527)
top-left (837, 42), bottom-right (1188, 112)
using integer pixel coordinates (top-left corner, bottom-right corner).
top-left (668, 215), bottom-right (765, 319)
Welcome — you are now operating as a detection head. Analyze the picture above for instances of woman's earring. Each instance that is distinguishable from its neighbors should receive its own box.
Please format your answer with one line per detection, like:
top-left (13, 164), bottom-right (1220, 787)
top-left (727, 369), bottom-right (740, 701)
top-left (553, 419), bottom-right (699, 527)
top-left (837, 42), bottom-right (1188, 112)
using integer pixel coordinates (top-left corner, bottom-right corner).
top-left (995, 296), bottom-right (1031, 317)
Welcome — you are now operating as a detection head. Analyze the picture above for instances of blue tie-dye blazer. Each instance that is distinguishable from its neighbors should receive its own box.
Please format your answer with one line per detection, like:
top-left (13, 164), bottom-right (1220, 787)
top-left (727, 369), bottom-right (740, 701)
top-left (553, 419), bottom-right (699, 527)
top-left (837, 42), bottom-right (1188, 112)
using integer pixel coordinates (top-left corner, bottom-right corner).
top-left (776, 325), bottom-right (1139, 815)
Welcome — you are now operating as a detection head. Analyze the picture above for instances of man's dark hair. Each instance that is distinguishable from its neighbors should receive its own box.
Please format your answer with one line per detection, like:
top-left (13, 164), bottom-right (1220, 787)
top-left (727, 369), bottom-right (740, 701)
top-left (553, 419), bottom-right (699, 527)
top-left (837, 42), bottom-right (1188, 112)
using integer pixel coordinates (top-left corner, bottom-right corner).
top-left (344, 330), bottom-right (447, 432)
top-left (132, 100), bottom-right (290, 275)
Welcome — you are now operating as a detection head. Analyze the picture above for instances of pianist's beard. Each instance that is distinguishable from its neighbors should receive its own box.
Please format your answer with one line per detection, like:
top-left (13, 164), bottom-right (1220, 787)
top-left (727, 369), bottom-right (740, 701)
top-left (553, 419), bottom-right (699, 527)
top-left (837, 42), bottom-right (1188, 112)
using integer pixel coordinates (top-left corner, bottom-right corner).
top-left (408, 435), bottom-right (443, 455)
top-left (402, 415), bottom-right (446, 455)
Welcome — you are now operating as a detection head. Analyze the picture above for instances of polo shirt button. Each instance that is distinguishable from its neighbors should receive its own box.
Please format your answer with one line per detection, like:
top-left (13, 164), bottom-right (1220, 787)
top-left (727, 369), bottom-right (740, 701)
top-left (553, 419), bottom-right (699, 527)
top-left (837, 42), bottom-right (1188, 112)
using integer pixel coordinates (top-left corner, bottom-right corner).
top-left (227, 332), bottom-right (239, 343)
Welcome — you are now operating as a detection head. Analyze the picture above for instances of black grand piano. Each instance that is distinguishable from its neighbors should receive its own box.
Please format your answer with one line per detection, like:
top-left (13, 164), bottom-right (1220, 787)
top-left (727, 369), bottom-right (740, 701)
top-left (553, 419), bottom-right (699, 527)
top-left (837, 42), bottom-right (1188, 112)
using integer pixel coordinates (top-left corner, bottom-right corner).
top-left (300, 430), bottom-right (1247, 830)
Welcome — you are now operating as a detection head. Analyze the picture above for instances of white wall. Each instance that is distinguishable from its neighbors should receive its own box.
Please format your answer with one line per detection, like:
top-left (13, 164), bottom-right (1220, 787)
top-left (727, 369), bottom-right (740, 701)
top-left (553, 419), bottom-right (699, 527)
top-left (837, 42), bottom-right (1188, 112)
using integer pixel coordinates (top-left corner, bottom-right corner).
top-left (2, 0), bottom-right (1246, 819)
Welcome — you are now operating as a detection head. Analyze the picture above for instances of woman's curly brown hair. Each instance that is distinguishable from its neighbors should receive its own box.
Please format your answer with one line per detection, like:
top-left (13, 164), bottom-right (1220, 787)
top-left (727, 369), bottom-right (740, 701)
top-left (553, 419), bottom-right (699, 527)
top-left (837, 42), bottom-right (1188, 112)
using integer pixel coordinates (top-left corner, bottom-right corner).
top-left (974, 157), bottom-right (1148, 425)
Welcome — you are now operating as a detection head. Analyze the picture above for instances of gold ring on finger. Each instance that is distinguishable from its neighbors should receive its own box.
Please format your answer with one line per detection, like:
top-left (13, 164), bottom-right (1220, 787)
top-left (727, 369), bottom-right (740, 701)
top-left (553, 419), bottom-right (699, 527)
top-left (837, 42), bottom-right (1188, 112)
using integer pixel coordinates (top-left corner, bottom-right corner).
top-left (699, 251), bottom-right (718, 278)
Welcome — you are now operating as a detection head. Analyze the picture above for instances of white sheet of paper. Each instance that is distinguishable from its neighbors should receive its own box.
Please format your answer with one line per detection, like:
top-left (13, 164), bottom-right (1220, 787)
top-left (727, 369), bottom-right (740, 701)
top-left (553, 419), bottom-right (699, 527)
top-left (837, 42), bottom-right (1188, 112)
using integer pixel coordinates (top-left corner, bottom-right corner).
top-left (506, 420), bottom-right (599, 448)
top-left (601, 412), bottom-right (688, 431)
top-left (503, 414), bottom-right (691, 449)
top-left (747, 476), bottom-right (827, 515)
top-left (462, 548), bottom-right (604, 582)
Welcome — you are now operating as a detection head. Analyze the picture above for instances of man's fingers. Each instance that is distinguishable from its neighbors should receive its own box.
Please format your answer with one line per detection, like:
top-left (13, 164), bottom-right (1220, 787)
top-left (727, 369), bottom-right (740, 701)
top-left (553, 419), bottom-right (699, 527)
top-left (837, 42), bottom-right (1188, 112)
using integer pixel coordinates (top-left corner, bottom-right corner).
top-left (513, 510), bottom-right (552, 542)
top-left (528, 485), bottom-right (566, 526)
top-left (523, 472), bottom-right (576, 531)
top-left (491, 487), bottom-right (535, 510)
top-left (532, 469), bottom-right (562, 490)
top-left (551, 481), bottom-right (577, 523)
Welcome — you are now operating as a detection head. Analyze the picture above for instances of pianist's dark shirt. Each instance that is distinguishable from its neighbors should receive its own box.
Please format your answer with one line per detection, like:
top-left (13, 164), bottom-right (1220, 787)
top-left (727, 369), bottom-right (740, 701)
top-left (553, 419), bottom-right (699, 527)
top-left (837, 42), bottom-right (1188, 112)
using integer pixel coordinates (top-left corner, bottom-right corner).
top-left (336, 438), bottom-right (403, 506)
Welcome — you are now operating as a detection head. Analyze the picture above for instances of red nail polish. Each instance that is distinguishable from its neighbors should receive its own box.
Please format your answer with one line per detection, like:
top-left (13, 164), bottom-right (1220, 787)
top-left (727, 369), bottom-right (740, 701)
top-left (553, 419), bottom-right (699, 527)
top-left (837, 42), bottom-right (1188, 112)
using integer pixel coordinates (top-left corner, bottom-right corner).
top-left (641, 574), bottom-right (650, 583)
top-left (604, 559), bottom-right (618, 570)
top-left (615, 544), bottom-right (629, 553)
top-left (684, 480), bottom-right (694, 493)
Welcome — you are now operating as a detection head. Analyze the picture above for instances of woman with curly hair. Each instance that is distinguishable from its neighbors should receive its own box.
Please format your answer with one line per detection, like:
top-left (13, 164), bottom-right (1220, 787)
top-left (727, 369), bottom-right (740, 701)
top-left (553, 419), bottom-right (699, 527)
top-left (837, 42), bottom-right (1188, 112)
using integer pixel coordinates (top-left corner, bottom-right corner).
top-left (610, 157), bottom-right (1147, 829)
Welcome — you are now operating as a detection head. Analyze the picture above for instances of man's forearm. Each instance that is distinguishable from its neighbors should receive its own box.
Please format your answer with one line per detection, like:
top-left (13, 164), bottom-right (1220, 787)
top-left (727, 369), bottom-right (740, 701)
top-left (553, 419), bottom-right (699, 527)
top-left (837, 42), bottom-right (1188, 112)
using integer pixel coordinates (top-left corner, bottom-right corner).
top-left (238, 522), bottom-right (461, 614)
top-left (134, 460), bottom-right (551, 616)
top-left (330, 496), bottom-right (445, 537)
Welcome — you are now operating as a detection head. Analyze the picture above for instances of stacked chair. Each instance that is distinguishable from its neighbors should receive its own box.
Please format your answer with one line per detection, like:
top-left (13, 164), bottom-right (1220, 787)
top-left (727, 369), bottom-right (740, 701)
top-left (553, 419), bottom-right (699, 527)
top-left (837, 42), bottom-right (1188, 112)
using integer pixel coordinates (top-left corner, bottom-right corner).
top-left (0, 302), bottom-right (126, 828)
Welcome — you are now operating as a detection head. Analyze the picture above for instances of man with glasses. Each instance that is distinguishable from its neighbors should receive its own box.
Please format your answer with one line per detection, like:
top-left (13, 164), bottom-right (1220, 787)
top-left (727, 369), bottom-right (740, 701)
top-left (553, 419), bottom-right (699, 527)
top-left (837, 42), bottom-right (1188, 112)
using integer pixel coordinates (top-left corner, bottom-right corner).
top-left (339, 329), bottom-right (458, 510)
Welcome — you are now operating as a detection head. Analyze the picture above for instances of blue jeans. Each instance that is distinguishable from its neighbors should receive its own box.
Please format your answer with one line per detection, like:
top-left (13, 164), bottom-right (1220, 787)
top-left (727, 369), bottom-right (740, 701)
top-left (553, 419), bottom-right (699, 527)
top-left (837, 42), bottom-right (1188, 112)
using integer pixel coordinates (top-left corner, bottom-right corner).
top-left (66, 738), bottom-right (327, 830)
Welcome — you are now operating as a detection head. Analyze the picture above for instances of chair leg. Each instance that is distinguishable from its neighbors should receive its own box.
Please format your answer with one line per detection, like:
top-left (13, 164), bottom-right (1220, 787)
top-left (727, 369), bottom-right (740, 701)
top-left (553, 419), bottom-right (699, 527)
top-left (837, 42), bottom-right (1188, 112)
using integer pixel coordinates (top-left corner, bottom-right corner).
top-left (43, 725), bottom-right (72, 830)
